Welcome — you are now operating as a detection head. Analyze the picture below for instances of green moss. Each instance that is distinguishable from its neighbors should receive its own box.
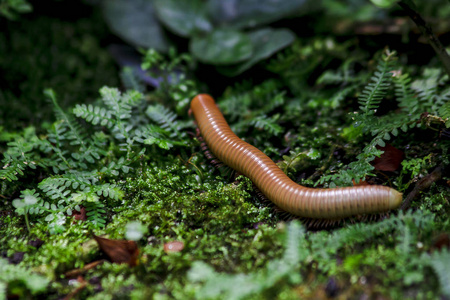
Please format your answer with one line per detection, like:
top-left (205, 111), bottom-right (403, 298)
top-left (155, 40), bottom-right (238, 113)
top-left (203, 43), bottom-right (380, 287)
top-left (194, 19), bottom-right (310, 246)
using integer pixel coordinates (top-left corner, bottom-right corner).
top-left (1, 2), bottom-right (449, 298)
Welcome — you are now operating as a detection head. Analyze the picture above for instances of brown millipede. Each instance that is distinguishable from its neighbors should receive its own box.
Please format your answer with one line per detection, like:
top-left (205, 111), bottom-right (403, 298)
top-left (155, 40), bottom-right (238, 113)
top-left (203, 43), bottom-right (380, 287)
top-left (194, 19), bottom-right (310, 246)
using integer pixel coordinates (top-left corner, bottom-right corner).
top-left (191, 94), bottom-right (403, 219)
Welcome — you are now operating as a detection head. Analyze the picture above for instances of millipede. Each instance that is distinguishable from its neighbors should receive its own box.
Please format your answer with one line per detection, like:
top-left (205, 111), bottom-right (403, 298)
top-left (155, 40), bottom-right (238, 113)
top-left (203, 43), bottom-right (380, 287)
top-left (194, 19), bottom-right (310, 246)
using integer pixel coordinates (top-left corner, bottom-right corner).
top-left (191, 94), bottom-right (403, 221)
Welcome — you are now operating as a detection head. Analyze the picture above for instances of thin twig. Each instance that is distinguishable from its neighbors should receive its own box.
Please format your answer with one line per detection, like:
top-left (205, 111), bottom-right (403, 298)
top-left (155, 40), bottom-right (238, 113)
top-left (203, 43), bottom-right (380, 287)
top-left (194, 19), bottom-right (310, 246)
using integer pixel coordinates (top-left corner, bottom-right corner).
top-left (397, 0), bottom-right (450, 77)
top-left (401, 165), bottom-right (444, 211)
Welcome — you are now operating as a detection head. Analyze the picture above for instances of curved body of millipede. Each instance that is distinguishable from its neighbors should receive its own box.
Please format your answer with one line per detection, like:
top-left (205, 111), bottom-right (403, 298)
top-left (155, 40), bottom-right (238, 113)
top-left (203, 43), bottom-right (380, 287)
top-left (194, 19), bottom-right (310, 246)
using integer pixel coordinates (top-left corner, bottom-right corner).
top-left (191, 94), bottom-right (403, 219)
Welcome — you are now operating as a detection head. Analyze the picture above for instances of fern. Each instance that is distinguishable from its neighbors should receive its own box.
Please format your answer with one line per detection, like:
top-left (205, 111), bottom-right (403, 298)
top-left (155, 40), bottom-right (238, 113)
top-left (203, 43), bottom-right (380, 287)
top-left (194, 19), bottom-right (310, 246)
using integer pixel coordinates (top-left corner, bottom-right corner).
top-left (43, 120), bottom-right (72, 172)
top-left (279, 149), bottom-right (321, 174)
top-left (146, 104), bottom-right (180, 137)
top-left (394, 72), bottom-right (417, 115)
top-left (249, 114), bottom-right (283, 136)
top-left (411, 68), bottom-right (448, 114)
top-left (188, 221), bottom-right (306, 300)
top-left (44, 89), bottom-right (86, 148)
top-left (357, 50), bottom-right (396, 117)
top-left (438, 100), bottom-right (450, 128)
top-left (429, 250), bottom-right (450, 296)
top-left (36, 174), bottom-right (123, 229)
top-left (120, 66), bottom-right (146, 93)
top-left (310, 211), bottom-right (435, 280)
top-left (0, 138), bottom-right (37, 181)
top-left (0, 258), bottom-right (49, 297)
top-left (73, 104), bottom-right (114, 128)
top-left (99, 157), bottom-right (131, 176)
top-left (84, 201), bottom-right (107, 228)
top-left (134, 125), bottom-right (185, 150)
top-left (100, 87), bottom-right (142, 121)
top-left (74, 87), bottom-right (143, 140)
top-left (189, 213), bottom-right (439, 298)
top-left (219, 80), bottom-right (284, 120)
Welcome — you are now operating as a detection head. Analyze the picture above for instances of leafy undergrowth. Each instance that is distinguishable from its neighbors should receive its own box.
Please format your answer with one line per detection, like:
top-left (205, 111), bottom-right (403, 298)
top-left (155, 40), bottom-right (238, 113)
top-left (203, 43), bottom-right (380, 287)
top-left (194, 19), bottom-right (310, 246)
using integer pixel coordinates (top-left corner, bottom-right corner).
top-left (1, 6), bottom-right (450, 300)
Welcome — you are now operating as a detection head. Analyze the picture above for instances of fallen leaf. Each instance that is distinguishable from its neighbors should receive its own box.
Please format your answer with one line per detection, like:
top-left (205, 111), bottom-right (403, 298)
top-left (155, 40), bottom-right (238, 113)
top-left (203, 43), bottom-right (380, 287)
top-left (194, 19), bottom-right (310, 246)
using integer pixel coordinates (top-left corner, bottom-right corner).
top-left (164, 241), bottom-right (184, 253)
top-left (28, 238), bottom-right (44, 249)
top-left (431, 233), bottom-right (450, 252)
top-left (372, 143), bottom-right (404, 172)
top-left (9, 252), bottom-right (25, 264)
top-left (73, 206), bottom-right (87, 221)
top-left (93, 235), bottom-right (139, 267)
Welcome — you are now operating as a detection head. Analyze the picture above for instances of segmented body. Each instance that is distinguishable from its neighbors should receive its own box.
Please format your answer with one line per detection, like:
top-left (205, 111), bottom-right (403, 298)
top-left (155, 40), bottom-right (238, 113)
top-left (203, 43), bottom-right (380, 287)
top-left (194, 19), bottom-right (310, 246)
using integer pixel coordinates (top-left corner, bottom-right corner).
top-left (191, 94), bottom-right (402, 219)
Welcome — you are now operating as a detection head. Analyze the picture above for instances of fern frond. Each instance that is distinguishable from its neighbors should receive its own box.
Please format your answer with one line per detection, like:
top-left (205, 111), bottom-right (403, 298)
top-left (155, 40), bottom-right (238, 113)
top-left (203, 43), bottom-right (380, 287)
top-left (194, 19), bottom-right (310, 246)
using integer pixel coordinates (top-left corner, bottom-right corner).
top-left (429, 250), bottom-right (450, 296)
top-left (44, 89), bottom-right (86, 148)
top-left (329, 85), bottom-right (358, 109)
top-left (39, 177), bottom-right (72, 203)
top-left (120, 66), bottom-right (145, 93)
top-left (134, 125), bottom-right (186, 150)
top-left (0, 138), bottom-right (37, 181)
top-left (394, 72), bottom-right (417, 115)
top-left (249, 114), bottom-right (283, 136)
top-left (146, 104), bottom-right (180, 136)
top-left (358, 50), bottom-right (396, 116)
top-left (100, 87), bottom-right (142, 120)
top-left (71, 144), bottom-right (105, 168)
top-left (84, 201), bottom-right (107, 228)
top-left (42, 121), bottom-right (73, 173)
top-left (100, 157), bottom-right (131, 176)
top-left (0, 158), bottom-right (26, 181)
top-left (73, 104), bottom-right (115, 128)
top-left (411, 68), bottom-right (449, 114)
top-left (439, 100), bottom-right (450, 127)
top-left (92, 183), bottom-right (124, 200)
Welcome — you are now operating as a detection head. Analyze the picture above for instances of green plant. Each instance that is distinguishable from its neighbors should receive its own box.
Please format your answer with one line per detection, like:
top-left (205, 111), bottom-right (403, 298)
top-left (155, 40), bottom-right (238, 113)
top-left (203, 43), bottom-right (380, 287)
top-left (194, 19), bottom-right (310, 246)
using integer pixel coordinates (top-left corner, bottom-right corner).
top-left (316, 49), bottom-right (449, 188)
top-left (188, 221), bottom-right (306, 299)
top-left (102, 0), bottom-right (304, 75)
top-left (0, 258), bottom-right (49, 298)
top-left (0, 0), bottom-right (31, 20)
top-left (438, 100), bottom-right (450, 127)
top-left (1, 85), bottom-right (193, 232)
top-left (397, 154), bottom-right (434, 191)
top-left (11, 189), bottom-right (43, 233)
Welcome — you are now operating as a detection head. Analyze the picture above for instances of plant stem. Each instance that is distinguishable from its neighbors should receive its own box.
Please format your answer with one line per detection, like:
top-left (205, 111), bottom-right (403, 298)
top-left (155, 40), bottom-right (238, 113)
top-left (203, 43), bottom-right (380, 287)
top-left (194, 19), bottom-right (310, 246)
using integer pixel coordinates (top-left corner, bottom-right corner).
top-left (24, 213), bottom-right (31, 233)
top-left (398, 0), bottom-right (450, 77)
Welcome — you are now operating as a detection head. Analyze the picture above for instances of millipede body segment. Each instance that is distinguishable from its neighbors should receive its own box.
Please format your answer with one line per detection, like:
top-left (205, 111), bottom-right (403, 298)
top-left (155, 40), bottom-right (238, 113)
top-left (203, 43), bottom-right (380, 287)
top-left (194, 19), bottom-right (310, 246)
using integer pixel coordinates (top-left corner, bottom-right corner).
top-left (191, 94), bottom-right (403, 219)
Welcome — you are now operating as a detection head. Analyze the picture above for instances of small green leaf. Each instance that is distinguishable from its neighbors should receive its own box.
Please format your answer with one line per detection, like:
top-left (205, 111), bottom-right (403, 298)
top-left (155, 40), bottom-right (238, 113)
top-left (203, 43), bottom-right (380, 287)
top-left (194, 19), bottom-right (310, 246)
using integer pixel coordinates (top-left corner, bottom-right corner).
top-left (208, 0), bottom-right (312, 29)
top-left (377, 139), bottom-right (386, 147)
top-left (12, 199), bottom-right (25, 209)
top-left (217, 27), bottom-right (295, 76)
top-left (370, 0), bottom-right (398, 8)
top-left (190, 29), bottom-right (253, 65)
top-left (154, 0), bottom-right (212, 37)
top-left (103, 0), bottom-right (170, 52)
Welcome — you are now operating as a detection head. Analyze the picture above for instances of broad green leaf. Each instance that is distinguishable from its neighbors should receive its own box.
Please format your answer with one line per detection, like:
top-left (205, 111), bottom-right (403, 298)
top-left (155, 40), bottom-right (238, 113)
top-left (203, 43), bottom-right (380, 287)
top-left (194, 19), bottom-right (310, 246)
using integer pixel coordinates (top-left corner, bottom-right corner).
top-left (370, 0), bottom-right (398, 8)
top-left (217, 27), bottom-right (295, 76)
top-left (208, 0), bottom-right (309, 29)
top-left (154, 0), bottom-right (212, 37)
top-left (103, 0), bottom-right (170, 52)
top-left (190, 29), bottom-right (253, 65)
